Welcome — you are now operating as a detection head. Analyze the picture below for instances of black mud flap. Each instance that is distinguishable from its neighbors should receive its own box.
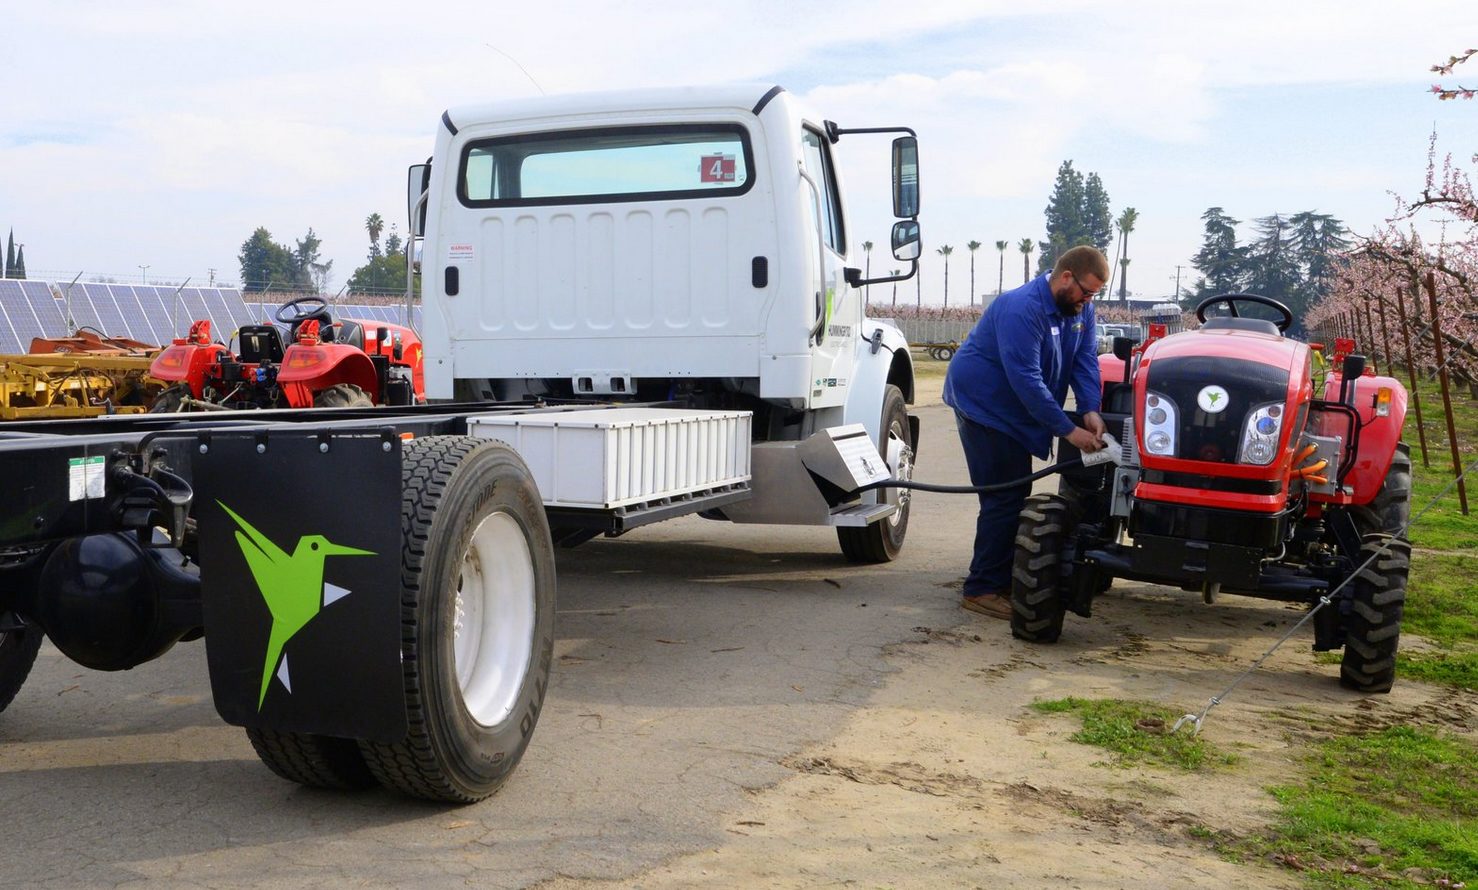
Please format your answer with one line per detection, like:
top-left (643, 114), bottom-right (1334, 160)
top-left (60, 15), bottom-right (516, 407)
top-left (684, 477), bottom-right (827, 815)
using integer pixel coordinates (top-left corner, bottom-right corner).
top-left (193, 428), bottom-right (407, 742)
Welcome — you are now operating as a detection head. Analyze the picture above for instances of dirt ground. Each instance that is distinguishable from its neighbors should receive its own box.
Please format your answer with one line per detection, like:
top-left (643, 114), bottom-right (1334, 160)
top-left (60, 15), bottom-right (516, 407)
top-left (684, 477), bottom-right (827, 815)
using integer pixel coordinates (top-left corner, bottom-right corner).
top-left (543, 366), bottom-right (1478, 890)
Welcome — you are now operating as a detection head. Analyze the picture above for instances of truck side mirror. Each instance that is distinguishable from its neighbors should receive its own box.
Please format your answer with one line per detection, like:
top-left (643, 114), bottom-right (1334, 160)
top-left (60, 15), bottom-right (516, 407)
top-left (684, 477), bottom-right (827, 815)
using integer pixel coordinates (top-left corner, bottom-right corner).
top-left (891, 220), bottom-right (921, 261)
top-left (1112, 336), bottom-right (1135, 361)
top-left (407, 163), bottom-right (431, 237)
top-left (891, 136), bottom-right (919, 218)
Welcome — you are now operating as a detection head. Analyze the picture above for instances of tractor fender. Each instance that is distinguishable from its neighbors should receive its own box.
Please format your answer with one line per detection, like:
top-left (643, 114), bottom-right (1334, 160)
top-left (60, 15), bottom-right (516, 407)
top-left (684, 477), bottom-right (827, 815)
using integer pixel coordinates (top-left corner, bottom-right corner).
top-left (149, 343), bottom-right (228, 396)
top-left (277, 345), bottom-right (380, 398)
top-left (842, 319), bottom-right (915, 443)
top-left (1334, 372), bottom-right (1409, 506)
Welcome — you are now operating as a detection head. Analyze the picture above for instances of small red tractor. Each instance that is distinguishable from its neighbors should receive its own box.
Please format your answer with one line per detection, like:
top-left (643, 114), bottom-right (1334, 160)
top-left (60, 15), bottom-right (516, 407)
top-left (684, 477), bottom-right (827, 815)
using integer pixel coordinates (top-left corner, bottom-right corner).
top-left (149, 297), bottom-right (425, 411)
top-left (1016, 294), bottom-right (1411, 692)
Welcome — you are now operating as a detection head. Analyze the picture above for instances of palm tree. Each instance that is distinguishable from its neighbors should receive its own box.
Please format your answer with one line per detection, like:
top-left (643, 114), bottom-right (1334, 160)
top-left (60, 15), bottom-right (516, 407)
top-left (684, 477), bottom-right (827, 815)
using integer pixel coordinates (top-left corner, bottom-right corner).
top-left (966, 240), bottom-right (981, 306)
top-left (1115, 207), bottom-right (1139, 301)
top-left (936, 245), bottom-right (954, 308)
top-left (891, 269), bottom-right (901, 309)
top-left (995, 239), bottom-right (1008, 297)
top-left (861, 240), bottom-right (874, 305)
top-left (365, 212), bottom-right (386, 258)
top-left (1018, 238), bottom-right (1034, 284)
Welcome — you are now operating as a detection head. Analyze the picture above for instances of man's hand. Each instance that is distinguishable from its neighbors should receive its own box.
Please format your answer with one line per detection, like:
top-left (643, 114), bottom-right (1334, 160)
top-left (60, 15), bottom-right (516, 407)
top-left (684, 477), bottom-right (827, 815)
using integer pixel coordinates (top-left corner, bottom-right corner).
top-left (1067, 426), bottom-right (1105, 452)
top-left (1083, 411), bottom-right (1108, 438)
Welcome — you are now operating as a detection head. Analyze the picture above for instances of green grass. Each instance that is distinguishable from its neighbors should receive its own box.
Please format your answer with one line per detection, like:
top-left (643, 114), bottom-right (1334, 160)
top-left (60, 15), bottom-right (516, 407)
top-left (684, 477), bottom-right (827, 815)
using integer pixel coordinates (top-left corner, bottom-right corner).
top-left (1030, 697), bottom-right (1235, 771)
top-left (1403, 554), bottom-right (1478, 646)
top-left (1247, 726), bottom-right (1478, 888)
top-left (1404, 378), bottom-right (1478, 551)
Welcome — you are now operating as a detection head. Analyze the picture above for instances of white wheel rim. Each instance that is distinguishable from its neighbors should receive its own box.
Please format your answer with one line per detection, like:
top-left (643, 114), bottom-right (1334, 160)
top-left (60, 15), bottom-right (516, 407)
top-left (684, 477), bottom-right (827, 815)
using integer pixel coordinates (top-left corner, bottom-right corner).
top-left (884, 420), bottom-right (914, 528)
top-left (452, 510), bottom-right (536, 727)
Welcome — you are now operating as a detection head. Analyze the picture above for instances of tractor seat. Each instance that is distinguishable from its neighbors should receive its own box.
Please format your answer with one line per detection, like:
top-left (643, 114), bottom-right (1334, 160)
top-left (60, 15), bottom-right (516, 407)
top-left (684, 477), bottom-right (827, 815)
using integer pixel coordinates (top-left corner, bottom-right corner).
top-left (238, 325), bottom-right (286, 364)
top-left (1200, 317), bottom-right (1280, 336)
top-left (336, 321), bottom-right (365, 351)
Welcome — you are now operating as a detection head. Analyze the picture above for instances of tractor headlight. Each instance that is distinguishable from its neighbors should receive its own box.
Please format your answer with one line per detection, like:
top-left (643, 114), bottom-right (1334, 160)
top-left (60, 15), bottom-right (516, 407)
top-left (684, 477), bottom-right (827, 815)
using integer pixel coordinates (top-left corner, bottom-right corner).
top-left (1142, 391), bottom-right (1178, 457)
top-left (1238, 402), bottom-right (1284, 465)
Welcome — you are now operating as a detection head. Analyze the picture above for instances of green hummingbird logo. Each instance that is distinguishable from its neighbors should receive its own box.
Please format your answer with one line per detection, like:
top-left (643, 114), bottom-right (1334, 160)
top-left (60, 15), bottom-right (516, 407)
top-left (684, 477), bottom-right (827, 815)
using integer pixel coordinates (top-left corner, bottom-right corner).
top-left (218, 501), bottom-right (375, 710)
top-left (1208, 392), bottom-right (1222, 405)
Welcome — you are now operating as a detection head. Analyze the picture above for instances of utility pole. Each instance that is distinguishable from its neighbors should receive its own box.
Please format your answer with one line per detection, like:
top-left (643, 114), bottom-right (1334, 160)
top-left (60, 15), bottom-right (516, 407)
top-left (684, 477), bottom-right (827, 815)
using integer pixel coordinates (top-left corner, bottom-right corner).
top-left (208, 268), bottom-right (217, 287)
top-left (138, 264), bottom-right (150, 285)
top-left (1173, 265), bottom-right (1183, 304)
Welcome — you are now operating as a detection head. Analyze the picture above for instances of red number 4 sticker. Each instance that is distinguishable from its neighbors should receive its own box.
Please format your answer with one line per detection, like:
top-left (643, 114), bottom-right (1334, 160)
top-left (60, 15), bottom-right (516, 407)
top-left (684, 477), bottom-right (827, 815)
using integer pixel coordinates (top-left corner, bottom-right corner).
top-left (700, 154), bottom-right (736, 183)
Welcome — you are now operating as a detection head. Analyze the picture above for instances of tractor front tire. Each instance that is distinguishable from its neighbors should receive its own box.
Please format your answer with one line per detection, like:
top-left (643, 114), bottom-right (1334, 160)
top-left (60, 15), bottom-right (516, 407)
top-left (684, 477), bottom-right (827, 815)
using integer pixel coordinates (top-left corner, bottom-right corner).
top-left (246, 728), bottom-right (378, 791)
top-left (0, 613), bottom-right (43, 714)
top-left (149, 384), bottom-right (191, 413)
top-left (1010, 494), bottom-right (1073, 643)
top-left (1351, 442), bottom-right (1412, 538)
top-left (838, 385), bottom-right (914, 563)
top-left (357, 436), bottom-right (557, 803)
top-left (313, 383), bottom-right (374, 408)
top-left (1339, 534), bottom-right (1409, 694)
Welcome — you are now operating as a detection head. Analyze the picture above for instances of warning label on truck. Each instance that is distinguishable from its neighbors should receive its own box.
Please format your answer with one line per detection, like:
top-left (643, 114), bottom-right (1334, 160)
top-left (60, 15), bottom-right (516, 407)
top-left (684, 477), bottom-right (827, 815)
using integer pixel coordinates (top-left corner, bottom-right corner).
top-left (68, 455), bottom-right (105, 501)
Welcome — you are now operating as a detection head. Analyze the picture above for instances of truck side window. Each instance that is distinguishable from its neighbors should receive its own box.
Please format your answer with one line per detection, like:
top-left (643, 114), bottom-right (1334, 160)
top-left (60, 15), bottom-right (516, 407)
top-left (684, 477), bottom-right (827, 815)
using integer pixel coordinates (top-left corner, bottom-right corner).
top-left (801, 129), bottom-right (845, 255)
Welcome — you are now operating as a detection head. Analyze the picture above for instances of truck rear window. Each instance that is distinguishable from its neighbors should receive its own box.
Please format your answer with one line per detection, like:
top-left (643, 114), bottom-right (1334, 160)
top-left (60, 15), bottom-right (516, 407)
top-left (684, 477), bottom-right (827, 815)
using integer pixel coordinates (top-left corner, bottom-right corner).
top-left (459, 124), bottom-right (755, 206)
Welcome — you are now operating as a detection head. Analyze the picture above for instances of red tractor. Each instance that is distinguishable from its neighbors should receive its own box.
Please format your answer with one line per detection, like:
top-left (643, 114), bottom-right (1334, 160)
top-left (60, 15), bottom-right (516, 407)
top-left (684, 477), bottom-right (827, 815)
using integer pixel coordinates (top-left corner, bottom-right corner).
top-left (149, 297), bottom-right (425, 412)
top-left (1016, 294), bottom-right (1411, 693)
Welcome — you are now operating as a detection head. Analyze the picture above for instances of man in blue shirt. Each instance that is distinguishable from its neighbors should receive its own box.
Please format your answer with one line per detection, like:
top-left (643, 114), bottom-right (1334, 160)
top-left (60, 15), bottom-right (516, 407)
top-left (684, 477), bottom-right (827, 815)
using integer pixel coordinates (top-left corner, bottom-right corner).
top-left (942, 245), bottom-right (1110, 619)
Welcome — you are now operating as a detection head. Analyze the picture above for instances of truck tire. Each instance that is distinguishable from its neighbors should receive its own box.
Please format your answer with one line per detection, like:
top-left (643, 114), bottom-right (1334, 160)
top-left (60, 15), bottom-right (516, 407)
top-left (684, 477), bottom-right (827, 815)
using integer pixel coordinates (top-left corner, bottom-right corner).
top-left (149, 384), bottom-right (191, 413)
top-left (1339, 534), bottom-right (1409, 694)
top-left (0, 613), bottom-right (44, 714)
top-left (313, 383), bottom-right (374, 408)
top-left (245, 727), bottom-right (378, 790)
top-left (1010, 494), bottom-right (1073, 643)
top-left (837, 385), bottom-right (913, 563)
top-left (358, 436), bottom-right (556, 803)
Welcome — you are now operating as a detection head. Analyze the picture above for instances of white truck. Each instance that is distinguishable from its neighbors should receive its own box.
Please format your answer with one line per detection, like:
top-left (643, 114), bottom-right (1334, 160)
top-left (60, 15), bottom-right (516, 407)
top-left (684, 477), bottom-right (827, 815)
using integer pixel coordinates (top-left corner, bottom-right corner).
top-left (0, 84), bottom-right (923, 803)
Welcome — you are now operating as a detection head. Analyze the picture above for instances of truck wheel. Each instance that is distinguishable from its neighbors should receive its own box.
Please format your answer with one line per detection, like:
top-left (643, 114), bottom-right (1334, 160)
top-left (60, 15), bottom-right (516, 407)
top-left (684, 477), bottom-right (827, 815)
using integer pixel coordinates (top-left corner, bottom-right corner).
top-left (245, 727), bottom-right (377, 790)
top-left (149, 384), bottom-right (191, 413)
top-left (0, 613), bottom-right (44, 714)
top-left (313, 383), bottom-right (374, 408)
top-left (1010, 494), bottom-right (1073, 643)
top-left (837, 385), bottom-right (913, 563)
top-left (358, 436), bottom-right (556, 803)
top-left (1339, 534), bottom-right (1409, 693)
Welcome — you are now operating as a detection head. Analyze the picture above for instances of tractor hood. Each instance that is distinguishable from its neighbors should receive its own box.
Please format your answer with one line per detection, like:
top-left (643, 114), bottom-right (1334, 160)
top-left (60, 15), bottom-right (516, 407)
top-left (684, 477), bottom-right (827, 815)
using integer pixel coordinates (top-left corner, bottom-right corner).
top-left (1133, 325), bottom-right (1312, 481)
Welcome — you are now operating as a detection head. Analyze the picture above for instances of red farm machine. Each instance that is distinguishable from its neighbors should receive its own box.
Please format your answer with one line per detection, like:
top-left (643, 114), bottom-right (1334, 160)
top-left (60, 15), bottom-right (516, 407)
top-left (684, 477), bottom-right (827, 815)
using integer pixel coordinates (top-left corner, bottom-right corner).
top-left (1015, 294), bottom-right (1412, 693)
top-left (149, 297), bottom-right (424, 411)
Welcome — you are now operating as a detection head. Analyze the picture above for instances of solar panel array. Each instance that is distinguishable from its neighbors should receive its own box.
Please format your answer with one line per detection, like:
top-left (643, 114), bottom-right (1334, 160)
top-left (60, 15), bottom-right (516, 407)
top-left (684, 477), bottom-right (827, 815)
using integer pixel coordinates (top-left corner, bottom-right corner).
top-left (0, 281), bottom-right (422, 354)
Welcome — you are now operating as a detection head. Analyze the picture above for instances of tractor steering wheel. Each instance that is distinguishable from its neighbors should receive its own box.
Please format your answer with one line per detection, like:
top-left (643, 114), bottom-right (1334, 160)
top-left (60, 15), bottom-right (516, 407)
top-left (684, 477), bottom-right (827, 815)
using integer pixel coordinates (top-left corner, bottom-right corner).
top-left (274, 296), bottom-right (333, 327)
top-left (1194, 293), bottom-right (1293, 333)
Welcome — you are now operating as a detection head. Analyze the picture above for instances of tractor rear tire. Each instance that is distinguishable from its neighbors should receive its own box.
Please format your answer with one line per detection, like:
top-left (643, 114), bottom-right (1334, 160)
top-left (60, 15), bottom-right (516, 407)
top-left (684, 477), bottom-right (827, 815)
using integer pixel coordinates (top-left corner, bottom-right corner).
top-left (1339, 534), bottom-right (1410, 694)
top-left (1010, 494), bottom-right (1073, 643)
top-left (149, 384), bottom-right (191, 413)
top-left (0, 613), bottom-right (43, 714)
top-left (245, 727), bottom-right (378, 790)
top-left (838, 385), bottom-right (914, 563)
top-left (357, 436), bottom-right (556, 803)
top-left (313, 383), bottom-right (374, 408)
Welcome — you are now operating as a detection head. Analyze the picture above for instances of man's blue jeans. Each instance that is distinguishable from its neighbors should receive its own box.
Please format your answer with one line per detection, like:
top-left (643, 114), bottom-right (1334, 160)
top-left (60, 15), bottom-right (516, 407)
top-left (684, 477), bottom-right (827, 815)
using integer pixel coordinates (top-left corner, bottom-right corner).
top-left (955, 412), bottom-right (1034, 596)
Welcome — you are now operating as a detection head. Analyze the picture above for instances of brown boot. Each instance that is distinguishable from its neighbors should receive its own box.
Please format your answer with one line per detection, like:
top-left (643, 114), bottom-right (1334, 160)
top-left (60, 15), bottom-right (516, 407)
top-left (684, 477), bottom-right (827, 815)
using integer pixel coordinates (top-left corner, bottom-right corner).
top-left (962, 591), bottom-right (1012, 620)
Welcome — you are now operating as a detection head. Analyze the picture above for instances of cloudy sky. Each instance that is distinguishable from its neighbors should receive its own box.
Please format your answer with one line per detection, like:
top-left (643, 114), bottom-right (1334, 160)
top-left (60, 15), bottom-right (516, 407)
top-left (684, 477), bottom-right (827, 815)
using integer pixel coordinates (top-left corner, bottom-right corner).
top-left (3, 1), bottom-right (1477, 306)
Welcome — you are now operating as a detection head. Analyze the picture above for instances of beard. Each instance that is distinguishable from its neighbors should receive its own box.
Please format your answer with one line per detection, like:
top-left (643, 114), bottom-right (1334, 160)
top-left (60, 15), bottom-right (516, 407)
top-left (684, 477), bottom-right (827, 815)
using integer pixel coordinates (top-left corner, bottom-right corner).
top-left (1053, 289), bottom-right (1084, 315)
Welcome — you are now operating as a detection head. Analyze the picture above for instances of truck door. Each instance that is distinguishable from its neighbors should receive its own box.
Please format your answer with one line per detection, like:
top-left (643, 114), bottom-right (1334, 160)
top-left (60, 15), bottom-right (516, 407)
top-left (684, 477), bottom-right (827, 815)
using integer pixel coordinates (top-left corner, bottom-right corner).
top-left (800, 127), bottom-right (856, 410)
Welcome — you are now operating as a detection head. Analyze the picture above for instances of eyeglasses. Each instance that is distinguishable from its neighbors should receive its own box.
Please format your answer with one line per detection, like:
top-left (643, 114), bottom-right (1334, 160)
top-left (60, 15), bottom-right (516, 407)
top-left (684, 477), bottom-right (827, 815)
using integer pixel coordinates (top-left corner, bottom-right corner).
top-left (1070, 272), bottom-right (1102, 299)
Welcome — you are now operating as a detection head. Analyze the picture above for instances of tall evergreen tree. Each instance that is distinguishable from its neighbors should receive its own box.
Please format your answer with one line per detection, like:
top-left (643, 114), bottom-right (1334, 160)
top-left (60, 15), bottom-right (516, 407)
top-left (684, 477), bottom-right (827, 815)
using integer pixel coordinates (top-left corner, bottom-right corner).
top-left (1287, 211), bottom-right (1351, 321)
top-left (1083, 173), bottom-right (1114, 253)
top-left (1037, 161), bottom-right (1087, 274)
top-left (1191, 207), bottom-right (1246, 297)
top-left (1243, 214), bottom-right (1301, 308)
top-left (5, 229), bottom-right (14, 279)
top-left (12, 244), bottom-right (25, 280)
top-left (238, 227), bottom-right (297, 293)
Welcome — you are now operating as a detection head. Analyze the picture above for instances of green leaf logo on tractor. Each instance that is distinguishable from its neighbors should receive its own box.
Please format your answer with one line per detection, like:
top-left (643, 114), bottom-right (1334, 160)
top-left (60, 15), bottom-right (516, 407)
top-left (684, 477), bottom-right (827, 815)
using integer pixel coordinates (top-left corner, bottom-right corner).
top-left (218, 501), bottom-right (374, 710)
